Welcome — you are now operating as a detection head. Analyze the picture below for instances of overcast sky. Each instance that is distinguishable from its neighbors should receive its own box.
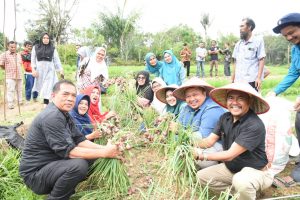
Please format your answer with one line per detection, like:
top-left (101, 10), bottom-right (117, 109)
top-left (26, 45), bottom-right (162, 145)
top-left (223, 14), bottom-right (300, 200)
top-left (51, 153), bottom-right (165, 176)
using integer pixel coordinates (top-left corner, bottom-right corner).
top-left (1, 0), bottom-right (300, 42)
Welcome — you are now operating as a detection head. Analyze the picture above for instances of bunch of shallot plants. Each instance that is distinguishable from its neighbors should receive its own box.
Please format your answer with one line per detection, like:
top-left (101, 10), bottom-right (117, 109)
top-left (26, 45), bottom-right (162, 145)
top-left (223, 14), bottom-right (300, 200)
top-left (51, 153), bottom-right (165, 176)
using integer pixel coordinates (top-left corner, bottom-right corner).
top-left (160, 126), bottom-right (197, 194)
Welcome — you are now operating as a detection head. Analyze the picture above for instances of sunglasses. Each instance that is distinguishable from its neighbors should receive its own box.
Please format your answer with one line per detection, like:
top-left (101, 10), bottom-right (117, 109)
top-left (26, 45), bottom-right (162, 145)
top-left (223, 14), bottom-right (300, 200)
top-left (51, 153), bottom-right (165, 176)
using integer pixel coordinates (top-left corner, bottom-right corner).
top-left (138, 76), bottom-right (146, 80)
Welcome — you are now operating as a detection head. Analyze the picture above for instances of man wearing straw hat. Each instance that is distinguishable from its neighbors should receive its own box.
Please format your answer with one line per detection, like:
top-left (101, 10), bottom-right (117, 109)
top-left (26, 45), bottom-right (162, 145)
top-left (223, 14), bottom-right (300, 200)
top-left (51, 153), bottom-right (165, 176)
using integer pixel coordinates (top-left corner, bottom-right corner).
top-left (173, 77), bottom-right (225, 169)
top-left (268, 12), bottom-right (300, 183)
top-left (194, 82), bottom-right (272, 200)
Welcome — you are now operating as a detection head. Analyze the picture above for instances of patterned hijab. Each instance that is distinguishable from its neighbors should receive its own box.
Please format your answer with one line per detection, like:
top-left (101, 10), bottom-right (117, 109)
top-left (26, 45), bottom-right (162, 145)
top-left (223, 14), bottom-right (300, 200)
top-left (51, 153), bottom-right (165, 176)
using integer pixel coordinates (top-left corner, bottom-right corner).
top-left (69, 94), bottom-right (93, 136)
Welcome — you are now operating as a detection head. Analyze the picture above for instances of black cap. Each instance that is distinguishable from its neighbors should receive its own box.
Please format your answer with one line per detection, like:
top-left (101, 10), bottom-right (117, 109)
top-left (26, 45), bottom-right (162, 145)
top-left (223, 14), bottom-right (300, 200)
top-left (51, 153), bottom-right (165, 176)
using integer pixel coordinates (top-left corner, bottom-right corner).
top-left (273, 13), bottom-right (300, 34)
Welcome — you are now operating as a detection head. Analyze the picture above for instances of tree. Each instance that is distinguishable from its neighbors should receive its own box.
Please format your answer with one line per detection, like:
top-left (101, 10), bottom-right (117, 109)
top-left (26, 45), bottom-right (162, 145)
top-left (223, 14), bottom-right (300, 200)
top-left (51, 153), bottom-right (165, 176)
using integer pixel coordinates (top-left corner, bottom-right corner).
top-left (264, 35), bottom-right (289, 65)
top-left (25, 0), bottom-right (79, 44)
top-left (70, 27), bottom-right (105, 47)
top-left (200, 13), bottom-right (213, 40)
top-left (93, 1), bottom-right (139, 60)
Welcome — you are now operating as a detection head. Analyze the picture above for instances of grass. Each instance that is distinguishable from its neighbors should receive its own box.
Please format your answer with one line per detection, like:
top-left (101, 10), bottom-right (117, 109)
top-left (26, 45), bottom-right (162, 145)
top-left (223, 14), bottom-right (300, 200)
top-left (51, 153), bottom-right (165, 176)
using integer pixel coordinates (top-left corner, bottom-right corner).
top-left (0, 63), bottom-right (299, 199)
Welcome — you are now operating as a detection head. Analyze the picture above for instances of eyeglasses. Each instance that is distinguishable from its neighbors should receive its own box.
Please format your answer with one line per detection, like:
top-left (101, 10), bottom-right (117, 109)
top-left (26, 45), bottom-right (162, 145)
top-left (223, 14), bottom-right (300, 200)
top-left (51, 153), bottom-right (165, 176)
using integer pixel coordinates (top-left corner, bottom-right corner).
top-left (137, 76), bottom-right (146, 80)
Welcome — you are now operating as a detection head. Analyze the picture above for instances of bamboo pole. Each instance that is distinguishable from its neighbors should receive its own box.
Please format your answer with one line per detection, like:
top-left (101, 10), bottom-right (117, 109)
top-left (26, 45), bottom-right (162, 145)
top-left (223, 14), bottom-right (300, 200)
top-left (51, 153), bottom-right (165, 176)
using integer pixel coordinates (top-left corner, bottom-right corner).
top-left (2, 0), bottom-right (7, 120)
top-left (13, 0), bottom-right (21, 115)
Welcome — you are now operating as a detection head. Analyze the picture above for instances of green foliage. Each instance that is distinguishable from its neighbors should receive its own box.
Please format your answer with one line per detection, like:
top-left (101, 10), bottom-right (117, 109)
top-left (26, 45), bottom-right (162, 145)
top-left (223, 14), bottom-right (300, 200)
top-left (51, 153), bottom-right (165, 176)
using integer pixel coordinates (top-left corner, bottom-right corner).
top-left (93, 4), bottom-right (140, 60)
top-left (56, 44), bottom-right (77, 66)
top-left (0, 149), bottom-right (43, 200)
top-left (0, 32), bottom-right (7, 51)
top-left (25, 0), bottom-right (79, 44)
top-left (264, 35), bottom-right (290, 65)
top-left (70, 27), bottom-right (105, 47)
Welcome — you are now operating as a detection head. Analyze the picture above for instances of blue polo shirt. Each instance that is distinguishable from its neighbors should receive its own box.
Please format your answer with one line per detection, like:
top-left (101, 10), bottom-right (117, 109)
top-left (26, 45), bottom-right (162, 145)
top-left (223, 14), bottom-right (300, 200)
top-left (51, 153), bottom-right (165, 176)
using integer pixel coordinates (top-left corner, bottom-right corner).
top-left (178, 97), bottom-right (225, 138)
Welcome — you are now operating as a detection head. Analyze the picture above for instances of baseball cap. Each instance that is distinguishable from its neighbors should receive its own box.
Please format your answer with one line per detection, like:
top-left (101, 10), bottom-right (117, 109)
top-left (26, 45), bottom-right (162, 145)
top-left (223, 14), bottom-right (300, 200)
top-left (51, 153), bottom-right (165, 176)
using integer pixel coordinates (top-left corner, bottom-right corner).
top-left (273, 13), bottom-right (300, 34)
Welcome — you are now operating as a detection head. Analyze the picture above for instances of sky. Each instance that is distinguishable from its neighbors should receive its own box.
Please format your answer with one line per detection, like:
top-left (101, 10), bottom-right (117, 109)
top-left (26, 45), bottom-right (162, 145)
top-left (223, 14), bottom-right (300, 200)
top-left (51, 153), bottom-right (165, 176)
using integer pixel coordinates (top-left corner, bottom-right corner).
top-left (0, 0), bottom-right (300, 42)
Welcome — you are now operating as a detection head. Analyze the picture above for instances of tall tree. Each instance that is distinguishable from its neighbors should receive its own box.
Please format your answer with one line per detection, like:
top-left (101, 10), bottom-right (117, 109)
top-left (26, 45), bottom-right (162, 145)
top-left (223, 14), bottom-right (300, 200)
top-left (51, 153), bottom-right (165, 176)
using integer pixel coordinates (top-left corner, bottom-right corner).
top-left (94, 1), bottom-right (139, 60)
top-left (25, 0), bottom-right (79, 44)
top-left (200, 13), bottom-right (213, 40)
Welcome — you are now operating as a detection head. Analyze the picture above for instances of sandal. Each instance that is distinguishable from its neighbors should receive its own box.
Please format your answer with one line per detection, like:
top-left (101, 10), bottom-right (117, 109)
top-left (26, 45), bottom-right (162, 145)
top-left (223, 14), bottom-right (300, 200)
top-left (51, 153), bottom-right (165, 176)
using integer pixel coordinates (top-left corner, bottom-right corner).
top-left (272, 176), bottom-right (297, 188)
top-left (272, 176), bottom-right (287, 188)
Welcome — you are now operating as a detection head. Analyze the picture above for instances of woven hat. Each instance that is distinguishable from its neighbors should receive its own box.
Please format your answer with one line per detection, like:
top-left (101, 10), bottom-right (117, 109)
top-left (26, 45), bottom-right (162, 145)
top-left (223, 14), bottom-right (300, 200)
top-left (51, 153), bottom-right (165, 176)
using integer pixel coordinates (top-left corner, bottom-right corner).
top-left (173, 77), bottom-right (215, 101)
top-left (209, 82), bottom-right (270, 114)
top-left (156, 84), bottom-right (179, 104)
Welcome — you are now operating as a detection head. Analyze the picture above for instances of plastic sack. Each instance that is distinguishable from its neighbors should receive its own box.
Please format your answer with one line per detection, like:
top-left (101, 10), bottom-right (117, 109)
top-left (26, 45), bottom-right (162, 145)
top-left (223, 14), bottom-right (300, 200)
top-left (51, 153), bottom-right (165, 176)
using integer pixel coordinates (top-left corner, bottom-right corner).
top-left (0, 121), bottom-right (25, 150)
top-left (259, 96), bottom-right (295, 176)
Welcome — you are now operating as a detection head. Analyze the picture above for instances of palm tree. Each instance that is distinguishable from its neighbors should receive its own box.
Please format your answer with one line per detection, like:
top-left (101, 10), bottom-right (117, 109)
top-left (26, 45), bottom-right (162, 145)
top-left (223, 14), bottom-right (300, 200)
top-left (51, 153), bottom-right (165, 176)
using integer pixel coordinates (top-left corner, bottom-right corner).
top-left (200, 13), bottom-right (213, 40)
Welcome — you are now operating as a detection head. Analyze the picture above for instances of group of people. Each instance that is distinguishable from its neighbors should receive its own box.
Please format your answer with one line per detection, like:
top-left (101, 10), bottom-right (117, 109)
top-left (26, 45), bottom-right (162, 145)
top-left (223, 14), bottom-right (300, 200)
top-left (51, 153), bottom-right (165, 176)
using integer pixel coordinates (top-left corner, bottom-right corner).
top-left (3, 12), bottom-right (298, 200)
top-left (0, 32), bottom-right (63, 109)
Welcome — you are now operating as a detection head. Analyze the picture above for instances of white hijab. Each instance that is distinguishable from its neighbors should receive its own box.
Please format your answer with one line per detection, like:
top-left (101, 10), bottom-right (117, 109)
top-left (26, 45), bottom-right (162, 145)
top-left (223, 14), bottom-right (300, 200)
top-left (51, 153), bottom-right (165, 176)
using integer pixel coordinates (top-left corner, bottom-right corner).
top-left (87, 47), bottom-right (109, 82)
top-left (151, 77), bottom-right (167, 114)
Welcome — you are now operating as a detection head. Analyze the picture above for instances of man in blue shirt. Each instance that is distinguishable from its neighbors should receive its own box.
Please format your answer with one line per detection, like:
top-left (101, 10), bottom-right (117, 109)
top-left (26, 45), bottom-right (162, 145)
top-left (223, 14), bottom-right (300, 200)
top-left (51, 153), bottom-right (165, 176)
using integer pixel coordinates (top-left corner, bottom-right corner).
top-left (173, 77), bottom-right (225, 169)
top-left (268, 13), bottom-right (300, 183)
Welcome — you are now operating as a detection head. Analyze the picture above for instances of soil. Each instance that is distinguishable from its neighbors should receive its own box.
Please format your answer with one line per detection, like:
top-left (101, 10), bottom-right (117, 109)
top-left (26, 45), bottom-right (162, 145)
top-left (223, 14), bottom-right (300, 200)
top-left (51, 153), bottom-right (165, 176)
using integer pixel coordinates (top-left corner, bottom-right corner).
top-left (1, 101), bottom-right (300, 199)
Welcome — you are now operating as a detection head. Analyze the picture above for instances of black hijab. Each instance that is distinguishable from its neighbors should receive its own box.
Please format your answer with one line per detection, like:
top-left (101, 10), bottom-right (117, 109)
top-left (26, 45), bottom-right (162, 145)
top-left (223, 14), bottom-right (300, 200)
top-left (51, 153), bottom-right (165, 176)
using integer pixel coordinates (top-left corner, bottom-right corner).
top-left (135, 70), bottom-right (153, 102)
top-left (35, 32), bottom-right (55, 61)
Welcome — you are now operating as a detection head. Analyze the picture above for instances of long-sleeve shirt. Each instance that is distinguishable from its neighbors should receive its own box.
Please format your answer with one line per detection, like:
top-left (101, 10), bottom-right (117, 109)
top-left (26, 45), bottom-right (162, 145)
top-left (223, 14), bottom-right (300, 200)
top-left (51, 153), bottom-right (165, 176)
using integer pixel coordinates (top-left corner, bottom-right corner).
top-left (274, 45), bottom-right (300, 95)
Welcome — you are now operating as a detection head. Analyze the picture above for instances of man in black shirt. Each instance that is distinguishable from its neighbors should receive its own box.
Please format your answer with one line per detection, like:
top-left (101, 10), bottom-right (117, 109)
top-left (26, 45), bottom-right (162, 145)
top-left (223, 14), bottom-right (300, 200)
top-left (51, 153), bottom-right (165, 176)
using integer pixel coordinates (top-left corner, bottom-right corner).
top-left (193, 82), bottom-right (273, 199)
top-left (20, 80), bottom-right (121, 200)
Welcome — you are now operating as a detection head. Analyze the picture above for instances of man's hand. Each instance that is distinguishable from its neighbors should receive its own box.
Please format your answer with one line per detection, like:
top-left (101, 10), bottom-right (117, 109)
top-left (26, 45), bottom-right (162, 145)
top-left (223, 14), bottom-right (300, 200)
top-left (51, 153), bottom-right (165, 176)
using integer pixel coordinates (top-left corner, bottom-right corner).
top-left (105, 111), bottom-right (116, 120)
top-left (255, 78), bottom-right (262, 90)
top-left (294, 97), bottom-right (300, 112)
top-left (105, 140), bottom-right (122, 159)
top-left (169, 121), bottom-right (178, 133)
top-left (32, 69), bottom-right (38, 77)
top-left (91, 130), bottom-right (102, 139)
top-left (192, 147), bottom-right (203, 160)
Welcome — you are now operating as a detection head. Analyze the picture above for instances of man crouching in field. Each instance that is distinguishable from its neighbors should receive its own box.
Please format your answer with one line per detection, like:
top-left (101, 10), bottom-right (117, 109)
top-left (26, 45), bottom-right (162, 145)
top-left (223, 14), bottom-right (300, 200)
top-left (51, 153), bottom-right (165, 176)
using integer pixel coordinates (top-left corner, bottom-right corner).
top-left (194, 82), bottom-right (273, 200)
top-left (19, 80), bottom-right (121, 200)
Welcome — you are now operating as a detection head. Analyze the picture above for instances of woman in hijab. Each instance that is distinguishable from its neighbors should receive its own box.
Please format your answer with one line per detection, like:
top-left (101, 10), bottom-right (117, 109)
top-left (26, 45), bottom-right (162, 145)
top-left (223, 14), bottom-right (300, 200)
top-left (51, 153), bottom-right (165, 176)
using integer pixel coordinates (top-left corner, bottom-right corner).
top-left (159, 50), bottom-right (185, 86)
top-left (144, 52), bottom-right (163, 77)
top-left (31, 32), bottom-right (64, 107)
top-left (69, 94), bottom-right (102, 141)
top-left (136, 71), bottom-right (154, 107)
top-left (82, 85), bottom-right (115, 124)
top-left (156, 85), bottom-right (185, 118)
top-left (77, 47), bottom-right (108, 92)
top-left (150, 77), bottom-right (166, 114)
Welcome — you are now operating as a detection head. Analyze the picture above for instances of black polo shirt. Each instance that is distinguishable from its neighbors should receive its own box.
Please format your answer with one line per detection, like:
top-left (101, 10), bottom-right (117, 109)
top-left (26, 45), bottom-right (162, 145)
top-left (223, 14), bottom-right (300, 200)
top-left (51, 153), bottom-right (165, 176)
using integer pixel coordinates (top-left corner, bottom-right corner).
top-left (213, 109), bottom-right (268, 173)
top-left (20, 103), bottom-right (86, 179)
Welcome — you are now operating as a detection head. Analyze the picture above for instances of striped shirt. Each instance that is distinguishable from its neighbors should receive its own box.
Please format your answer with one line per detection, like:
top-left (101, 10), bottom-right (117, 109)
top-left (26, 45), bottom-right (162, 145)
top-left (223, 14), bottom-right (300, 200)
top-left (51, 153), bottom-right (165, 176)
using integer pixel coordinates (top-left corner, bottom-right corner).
top-left (0, 51), bottom-right (23, 79)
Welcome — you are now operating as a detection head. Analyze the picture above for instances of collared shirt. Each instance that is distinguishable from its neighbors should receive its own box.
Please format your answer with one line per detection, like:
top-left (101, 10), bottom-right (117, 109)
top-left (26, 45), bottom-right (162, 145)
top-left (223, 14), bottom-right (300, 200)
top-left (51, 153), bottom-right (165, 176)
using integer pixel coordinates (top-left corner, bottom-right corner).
top-left (0, 50), bottom-right (23, 79)
top-left (196, 47), bottom-right (207, 61)
top-left (178, 97), bottom-right (225, 138)
top-left (274, 44), bottom-right (300, 95)
top-left (232, 36), bottom-right (266, 82)
top-left (19, 103), bottom-right (86, 179)
top-left (213, 110), bottom-right (268, 173)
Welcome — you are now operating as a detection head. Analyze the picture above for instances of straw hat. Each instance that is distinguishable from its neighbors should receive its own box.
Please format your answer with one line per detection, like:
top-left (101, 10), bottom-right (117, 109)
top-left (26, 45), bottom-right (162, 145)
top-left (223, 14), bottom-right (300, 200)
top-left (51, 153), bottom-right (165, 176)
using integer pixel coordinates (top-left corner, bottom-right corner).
top-left (156, 84), bottom-right (179, 104)
top-left (209, 82), bottom-right (270, 114)
top-left (173, 77), bottom-right (215, 101)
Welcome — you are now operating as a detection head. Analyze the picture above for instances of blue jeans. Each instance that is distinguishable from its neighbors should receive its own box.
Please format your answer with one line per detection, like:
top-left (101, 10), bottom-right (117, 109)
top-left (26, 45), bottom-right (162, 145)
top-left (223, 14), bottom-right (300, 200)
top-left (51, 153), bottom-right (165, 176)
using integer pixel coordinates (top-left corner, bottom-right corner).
top-left (196, 61), bottom-right (205, 77)
top-left (24, 74), bottom-right (38, 101)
